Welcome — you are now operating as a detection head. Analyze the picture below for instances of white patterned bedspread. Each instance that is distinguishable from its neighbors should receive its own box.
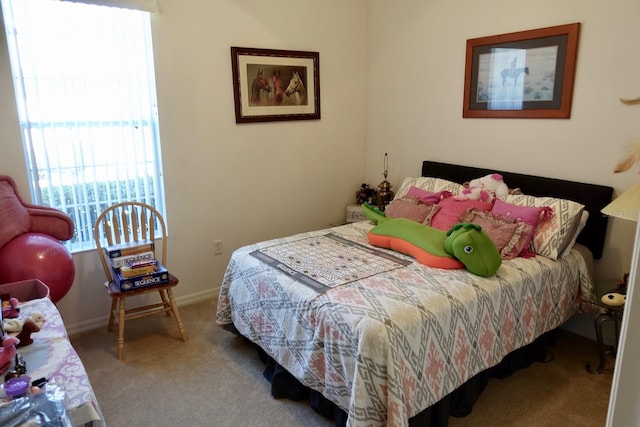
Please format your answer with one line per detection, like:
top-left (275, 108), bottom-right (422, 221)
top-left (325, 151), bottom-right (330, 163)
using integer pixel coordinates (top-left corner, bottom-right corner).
top-left (216, 221), bottom-right (594, 427)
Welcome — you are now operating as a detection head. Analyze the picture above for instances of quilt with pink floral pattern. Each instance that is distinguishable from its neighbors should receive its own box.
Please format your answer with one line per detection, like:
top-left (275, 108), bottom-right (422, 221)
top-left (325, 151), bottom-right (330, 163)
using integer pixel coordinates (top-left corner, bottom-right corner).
top-left (216, 221), bottom-right (594, 427)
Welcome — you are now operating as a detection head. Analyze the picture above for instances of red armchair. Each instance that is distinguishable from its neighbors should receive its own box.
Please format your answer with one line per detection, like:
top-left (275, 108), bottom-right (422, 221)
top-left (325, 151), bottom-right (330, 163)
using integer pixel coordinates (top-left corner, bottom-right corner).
top-left (0, 175), bottom-right (74, 248)
top-left (0, 175), bottom-right (75, 302)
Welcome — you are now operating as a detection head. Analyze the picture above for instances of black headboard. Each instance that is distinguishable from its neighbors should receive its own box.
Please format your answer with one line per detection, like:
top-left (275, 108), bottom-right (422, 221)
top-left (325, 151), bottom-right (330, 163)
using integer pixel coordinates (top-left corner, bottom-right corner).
top-left (421, 161), bottom-right (614, 259)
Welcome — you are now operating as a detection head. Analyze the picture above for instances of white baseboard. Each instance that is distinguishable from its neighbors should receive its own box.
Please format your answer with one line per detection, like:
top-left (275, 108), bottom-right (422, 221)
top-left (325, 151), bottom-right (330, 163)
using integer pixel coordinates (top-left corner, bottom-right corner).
top-left (66, 287), bottom-right (218, 338)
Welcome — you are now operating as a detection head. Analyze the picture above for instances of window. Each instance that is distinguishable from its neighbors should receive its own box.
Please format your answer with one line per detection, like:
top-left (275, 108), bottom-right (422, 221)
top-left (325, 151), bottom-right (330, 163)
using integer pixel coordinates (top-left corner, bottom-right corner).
top-left (1, 0), bottom-right (166, 252)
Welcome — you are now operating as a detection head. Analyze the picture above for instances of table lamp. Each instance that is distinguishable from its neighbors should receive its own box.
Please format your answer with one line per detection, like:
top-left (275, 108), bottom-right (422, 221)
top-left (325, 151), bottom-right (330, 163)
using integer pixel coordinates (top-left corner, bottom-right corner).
top-left (601, 181), bottom-right (640, 220)
top-left (603, 183), bottom-right (640, 425)
top-left (376, 152), bottom-right (394, 211)
top-left (605, 95), bottom-right (640, 426)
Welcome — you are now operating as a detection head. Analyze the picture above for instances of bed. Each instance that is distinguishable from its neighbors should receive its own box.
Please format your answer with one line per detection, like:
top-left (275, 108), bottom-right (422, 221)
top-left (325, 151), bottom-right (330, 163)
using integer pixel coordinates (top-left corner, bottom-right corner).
top-left (216, 161), bottom-right (613, 427)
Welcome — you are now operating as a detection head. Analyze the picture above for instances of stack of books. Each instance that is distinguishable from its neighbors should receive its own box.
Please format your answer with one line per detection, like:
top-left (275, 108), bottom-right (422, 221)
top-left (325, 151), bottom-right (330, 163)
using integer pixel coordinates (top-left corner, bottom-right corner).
top-left (105, 240), bottom-right (170, 291)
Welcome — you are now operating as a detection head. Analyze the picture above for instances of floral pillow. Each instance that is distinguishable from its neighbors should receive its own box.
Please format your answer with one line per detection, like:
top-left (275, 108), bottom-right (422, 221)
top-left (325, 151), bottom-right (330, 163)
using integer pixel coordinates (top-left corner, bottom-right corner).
top-left (460, 209), bottom-right (535, 260)
top-left (500, 195), bottom-right (585, 260)
top-left (385, 199), bottom-right (441, 225)
top-left (430, 198), bottom-right (492, 231)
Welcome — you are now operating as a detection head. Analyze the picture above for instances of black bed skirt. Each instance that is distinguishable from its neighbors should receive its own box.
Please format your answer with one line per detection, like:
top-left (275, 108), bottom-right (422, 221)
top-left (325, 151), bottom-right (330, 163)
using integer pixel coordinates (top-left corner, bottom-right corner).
top-left (256, 330), bottom-right (556, 427)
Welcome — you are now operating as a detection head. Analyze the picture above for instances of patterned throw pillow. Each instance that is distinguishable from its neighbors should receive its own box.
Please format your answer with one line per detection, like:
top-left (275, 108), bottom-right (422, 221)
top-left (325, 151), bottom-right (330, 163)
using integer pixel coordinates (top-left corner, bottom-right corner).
top-left (385, 199), bottom-right (441, 225)
top-left (430, 198), bottom-right (492, 231)
top-left (460, 209), bottom-right (535, 260)
top-left (492, 198), bottom-right (548, 227)
top-left (501, 194), bottom-right (585, 260)
top-left (492, 199), bottom-right (550, 257)
top-left (404, 186), bottom-right (452, 205)
top-left (395, 177), bottom-right (464, 200)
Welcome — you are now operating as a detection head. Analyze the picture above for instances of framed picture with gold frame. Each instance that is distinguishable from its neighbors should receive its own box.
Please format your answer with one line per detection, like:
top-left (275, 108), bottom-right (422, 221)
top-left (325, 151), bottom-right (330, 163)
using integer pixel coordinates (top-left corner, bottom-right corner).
top-left (463, 23), bottom-right (580, 119)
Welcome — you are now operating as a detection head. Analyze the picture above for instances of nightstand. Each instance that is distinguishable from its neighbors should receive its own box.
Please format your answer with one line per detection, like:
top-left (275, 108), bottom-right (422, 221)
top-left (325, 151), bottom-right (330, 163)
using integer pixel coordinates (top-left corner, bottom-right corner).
top-left (581, 298), bottom-right (624, 374)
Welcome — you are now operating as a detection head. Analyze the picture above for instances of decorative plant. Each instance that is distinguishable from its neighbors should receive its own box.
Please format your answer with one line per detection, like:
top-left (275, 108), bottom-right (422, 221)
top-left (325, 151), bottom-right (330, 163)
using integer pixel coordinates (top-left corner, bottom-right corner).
top-left (355, 183), bottom-right (375, 205)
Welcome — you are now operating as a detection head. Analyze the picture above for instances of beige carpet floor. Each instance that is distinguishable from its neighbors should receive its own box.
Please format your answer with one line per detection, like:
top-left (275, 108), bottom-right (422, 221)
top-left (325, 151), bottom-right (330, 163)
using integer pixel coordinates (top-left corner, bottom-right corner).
top-left (70, 297), bottom-right (613, 427)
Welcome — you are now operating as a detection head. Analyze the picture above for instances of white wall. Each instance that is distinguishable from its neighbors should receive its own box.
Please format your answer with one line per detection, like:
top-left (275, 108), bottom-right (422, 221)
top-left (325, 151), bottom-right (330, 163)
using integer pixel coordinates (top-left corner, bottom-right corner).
top-left (0, 0), bottom-right (369, 332)
top-left (365, 0), bottom-right (640, 286)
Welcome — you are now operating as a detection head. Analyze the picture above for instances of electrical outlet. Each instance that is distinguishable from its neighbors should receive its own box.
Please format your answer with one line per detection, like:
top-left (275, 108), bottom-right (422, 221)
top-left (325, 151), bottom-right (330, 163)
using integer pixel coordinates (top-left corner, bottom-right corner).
top-left (213, 240), bottom-right (223, 255)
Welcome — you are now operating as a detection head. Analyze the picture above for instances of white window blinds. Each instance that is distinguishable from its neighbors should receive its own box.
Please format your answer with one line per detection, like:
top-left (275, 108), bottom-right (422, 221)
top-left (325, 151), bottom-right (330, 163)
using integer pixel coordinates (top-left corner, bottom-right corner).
top-left (58, 0), bottom-right (160, 13)
top-left (2, 0), bottom-right (166, 252)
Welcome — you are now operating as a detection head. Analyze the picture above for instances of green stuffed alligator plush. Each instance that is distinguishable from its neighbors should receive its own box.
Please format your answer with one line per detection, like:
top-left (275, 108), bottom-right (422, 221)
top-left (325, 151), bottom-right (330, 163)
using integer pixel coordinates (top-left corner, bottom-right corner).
top-left (362, 203), bottom-right (501, 277)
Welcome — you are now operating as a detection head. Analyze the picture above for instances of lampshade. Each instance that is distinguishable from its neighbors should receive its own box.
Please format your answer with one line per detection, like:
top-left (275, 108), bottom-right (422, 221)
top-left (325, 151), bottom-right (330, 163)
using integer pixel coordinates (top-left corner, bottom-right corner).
top-left (601, 181), bottom-right (640, 221)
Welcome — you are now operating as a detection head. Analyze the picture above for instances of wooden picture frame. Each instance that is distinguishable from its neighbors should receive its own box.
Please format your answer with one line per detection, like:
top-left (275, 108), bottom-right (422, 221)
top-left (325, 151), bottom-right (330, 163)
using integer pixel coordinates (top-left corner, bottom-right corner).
top-left (231, 47), bottom-right (321, 123)
top-left (463, 23), bottom-right (580, 119)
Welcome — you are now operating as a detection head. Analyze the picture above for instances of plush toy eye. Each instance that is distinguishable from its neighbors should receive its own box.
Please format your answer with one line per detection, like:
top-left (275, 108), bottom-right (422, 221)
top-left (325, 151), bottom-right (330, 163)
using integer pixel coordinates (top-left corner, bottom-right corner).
top-left (464, 246), bottom-right (474, 254)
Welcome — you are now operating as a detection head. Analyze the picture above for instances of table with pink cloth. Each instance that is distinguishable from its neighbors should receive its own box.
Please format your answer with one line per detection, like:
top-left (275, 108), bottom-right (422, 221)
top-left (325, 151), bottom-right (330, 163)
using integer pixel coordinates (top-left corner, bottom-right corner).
top-left (7, 297), bottom-right (105, 426)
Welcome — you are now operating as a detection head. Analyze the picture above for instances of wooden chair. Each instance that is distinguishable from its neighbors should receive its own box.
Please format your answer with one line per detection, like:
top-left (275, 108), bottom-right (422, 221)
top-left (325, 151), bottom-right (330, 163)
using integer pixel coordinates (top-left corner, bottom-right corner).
top-left (93, 202), bottom-right (187, 360)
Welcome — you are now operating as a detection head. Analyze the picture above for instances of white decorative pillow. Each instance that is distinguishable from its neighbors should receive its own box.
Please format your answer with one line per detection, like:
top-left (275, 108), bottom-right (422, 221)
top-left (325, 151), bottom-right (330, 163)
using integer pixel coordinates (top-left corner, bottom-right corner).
top-left (559, 210), bottom-right (589, 258)
top-left (502, 194), bottom-right (585, 260)
top-left (395, 177), bottom-right (464, 200)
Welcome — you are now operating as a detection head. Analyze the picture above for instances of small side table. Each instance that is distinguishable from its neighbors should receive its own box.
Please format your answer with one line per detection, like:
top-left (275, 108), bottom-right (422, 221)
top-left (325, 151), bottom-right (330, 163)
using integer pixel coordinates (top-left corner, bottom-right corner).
top-left (581, 298), bottom-right (624, 374)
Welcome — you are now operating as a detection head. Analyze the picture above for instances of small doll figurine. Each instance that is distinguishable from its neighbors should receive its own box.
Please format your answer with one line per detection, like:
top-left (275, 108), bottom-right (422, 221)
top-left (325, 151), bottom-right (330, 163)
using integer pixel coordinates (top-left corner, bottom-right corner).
top-left (1, 297), bottom-right (20, 319)
top-left (0, 336), bottom-right (19, 374)
top-left (14, 353), bottom-right (27, 376)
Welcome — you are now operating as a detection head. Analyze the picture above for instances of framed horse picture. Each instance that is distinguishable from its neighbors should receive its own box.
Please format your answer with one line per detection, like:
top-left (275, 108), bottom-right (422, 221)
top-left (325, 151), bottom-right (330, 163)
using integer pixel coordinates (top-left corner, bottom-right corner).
top-left (230, 47), bottom-right (321, 123)
top-left (462, 23), bottom-right (580, 119)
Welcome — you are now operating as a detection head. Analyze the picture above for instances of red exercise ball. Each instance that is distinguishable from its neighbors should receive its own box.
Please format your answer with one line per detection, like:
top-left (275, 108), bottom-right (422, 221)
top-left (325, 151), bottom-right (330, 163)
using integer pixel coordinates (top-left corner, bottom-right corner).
top-left (0, 233), bottom-right (75, 302)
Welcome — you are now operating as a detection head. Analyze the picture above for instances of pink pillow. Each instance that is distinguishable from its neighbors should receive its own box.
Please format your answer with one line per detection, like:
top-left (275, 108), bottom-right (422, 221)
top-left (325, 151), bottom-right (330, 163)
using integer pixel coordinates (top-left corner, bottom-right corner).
top-left (492, 199), bottom-right (545, 225)
top-left (430, 198), bottom-right (491, 231)
top-left (404, 186), bottom-right (452, 205)
top-left (460, 209), bottom-right (535, 260)
top-left (385, 199), bottom-right (440, 225)
top-left (492, 199), bottom-right (552, 257)
top-left (501, 194), bottom-right (583, 260)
